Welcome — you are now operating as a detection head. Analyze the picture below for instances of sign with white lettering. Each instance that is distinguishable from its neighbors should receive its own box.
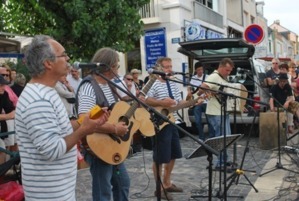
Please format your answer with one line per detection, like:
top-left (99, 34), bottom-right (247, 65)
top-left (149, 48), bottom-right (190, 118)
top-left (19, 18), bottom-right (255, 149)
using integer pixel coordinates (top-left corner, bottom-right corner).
top-left (144, 28), bottom-right (167, 70)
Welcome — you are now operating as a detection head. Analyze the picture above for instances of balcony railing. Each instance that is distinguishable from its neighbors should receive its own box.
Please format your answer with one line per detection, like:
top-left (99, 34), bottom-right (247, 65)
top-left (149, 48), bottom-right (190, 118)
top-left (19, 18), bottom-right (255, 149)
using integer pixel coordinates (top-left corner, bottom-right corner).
top-left (140, 0), bottom-right (156, 19)
top-left (193, 2), bottom-right (223, 28)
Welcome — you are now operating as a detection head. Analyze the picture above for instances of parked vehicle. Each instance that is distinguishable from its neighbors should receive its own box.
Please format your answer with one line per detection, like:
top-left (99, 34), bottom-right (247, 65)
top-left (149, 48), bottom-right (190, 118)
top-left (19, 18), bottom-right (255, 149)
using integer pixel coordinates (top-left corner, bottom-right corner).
top-left (178, 38), bottom-right (269, 134)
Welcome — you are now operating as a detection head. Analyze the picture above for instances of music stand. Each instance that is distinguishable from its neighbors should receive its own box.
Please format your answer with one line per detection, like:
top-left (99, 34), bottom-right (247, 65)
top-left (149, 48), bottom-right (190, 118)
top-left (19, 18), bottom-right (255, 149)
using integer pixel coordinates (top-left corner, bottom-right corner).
top-left (186, 134), bottom-right (243, 201)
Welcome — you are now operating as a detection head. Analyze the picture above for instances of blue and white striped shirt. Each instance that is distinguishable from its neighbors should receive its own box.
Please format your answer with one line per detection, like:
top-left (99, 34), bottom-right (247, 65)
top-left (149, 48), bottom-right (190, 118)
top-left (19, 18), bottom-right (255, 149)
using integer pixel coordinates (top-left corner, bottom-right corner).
top-left (15, 83), bottom-right (76, 201)
top-left (77, 82), bottom-right (116, 114)
top-left (147, 80), bottom-right (182, 121)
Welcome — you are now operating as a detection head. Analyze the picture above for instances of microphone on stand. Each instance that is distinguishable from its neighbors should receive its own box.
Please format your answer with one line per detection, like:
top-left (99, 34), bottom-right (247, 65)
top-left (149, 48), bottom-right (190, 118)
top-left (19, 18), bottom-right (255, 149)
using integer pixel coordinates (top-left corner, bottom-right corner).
top-left (147, 69), bottom-right (188, 76)
top-left (73, 61), bottom-right (108, 69)
top-left (237, 67), bottom-right (251, 74)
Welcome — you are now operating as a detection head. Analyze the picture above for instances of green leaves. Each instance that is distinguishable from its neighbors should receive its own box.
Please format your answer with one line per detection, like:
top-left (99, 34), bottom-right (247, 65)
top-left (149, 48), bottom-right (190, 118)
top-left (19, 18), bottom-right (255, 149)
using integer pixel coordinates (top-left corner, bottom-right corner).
top-left (0, 0), bottom-right (150, 61)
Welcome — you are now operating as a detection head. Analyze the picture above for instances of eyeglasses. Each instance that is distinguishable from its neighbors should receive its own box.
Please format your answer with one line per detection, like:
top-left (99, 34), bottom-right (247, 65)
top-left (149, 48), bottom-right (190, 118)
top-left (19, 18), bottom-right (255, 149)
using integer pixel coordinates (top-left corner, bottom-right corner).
top-left (272, 63), bottom-right (278, 64)
top-left (1, 74), bottom-right (9, 77)
top-left (126, 78), bottom-right (133, 81)
top-left (55, 53), bottom-right (68, 58)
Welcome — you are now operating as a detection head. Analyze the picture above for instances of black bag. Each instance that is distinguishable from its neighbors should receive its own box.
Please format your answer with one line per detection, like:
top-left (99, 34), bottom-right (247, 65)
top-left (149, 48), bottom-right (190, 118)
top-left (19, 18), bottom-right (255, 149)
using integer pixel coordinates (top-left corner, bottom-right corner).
top-left (66, 97), bottom-right (76, 104)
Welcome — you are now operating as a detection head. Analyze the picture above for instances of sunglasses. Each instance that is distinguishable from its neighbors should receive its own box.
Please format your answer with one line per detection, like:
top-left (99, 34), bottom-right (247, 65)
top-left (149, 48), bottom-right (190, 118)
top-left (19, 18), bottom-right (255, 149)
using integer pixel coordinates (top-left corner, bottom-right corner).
top-left (126, 78), bottom-right (133, 81)
top-left (1, 74), bottom-right (9, 77)
top-left (272, 63), bottom-right (278, 64)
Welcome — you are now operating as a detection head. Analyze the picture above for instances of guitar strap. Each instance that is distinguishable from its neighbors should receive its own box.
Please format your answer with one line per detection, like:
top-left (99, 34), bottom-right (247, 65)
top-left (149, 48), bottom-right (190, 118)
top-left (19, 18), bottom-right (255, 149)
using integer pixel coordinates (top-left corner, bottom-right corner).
top-left (166, 80), bottom-right (174, 99)
top-left (212, 71), bottom-right (228, 105)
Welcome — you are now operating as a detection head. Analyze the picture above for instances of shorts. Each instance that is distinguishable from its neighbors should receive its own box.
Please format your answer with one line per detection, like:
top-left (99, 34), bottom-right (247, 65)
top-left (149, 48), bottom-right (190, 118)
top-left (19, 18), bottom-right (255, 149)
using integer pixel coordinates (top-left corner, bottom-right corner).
top-left (152, 124), bottom-right (182, 164)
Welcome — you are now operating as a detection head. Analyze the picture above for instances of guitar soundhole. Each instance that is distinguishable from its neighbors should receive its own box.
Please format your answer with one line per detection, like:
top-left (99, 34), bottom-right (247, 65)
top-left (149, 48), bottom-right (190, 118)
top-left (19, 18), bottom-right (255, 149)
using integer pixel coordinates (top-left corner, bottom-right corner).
top-left (119, 116), bottom-right (129, 125)
top-left (113, 153), bottom-right (122, 163)
top-left (161, 109), bottom-right (169, 116)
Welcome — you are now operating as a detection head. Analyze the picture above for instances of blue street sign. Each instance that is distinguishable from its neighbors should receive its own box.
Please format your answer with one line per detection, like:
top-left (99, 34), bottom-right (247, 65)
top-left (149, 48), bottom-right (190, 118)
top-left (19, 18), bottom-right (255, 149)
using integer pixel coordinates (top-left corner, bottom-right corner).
top-left (144, 28), bottom-right (167, 70)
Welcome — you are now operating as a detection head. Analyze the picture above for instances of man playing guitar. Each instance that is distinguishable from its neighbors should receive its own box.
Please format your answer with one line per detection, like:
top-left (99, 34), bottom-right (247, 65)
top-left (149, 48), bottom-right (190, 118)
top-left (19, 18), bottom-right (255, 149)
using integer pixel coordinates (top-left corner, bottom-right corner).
top-left (76, 47), bottom-right (130, 201)
top-left (144, 57), bottom-right (203, 200)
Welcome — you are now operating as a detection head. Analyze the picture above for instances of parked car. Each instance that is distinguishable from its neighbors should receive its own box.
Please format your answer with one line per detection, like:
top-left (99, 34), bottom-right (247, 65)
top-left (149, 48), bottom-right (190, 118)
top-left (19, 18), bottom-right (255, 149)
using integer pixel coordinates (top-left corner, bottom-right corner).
top-left (177, 38), bottom-right (269, 134)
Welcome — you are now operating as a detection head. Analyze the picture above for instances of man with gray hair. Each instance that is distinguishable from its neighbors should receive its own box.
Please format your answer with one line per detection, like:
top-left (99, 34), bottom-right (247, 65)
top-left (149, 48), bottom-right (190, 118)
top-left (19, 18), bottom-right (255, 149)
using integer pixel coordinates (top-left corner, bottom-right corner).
top-left (15, 35), bottom-right (108, 201)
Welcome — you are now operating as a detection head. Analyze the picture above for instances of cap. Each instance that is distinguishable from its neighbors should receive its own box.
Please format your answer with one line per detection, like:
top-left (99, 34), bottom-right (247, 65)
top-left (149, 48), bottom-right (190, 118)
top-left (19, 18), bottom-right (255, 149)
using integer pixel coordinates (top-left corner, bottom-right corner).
top-left (0, 74), bottom-right (9, 85)
top-left (278, 73), bottom-right (288, 80)
top-left (130, 69), bottom-right (141, 74)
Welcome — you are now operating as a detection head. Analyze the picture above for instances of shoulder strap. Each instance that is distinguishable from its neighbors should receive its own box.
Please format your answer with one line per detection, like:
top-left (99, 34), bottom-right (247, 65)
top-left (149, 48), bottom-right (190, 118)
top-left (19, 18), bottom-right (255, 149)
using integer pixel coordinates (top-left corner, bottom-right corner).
top-left (74, 75), bottom-right (111, 117)
top-left (202, 74), bottom-right (206, 82)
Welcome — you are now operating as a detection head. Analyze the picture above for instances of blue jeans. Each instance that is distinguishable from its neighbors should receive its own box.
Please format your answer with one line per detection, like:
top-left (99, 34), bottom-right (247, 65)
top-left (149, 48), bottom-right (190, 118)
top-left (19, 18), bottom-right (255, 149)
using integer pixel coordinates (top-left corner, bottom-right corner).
top-left (206, 114), bottom-right (231, 138)
top-left (193, 103), bottom-right (213, 141)
top-left (207, 114), bottom-right (231, 166)
top-left (84, 152), bottom-right (130, 201)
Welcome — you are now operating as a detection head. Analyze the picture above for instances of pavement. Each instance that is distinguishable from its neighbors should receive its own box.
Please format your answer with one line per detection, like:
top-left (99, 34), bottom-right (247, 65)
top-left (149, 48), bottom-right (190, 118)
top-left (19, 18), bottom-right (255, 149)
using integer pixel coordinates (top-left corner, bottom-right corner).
top-left (76, 130), bottom-right (299, 201)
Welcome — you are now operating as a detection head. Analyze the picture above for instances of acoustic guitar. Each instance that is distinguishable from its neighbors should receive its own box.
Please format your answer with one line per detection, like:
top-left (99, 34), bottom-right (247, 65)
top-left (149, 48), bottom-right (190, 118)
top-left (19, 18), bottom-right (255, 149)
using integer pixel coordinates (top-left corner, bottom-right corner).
top-left (135, 97), bottom-right (204, 137)
top-left (86, 77), bottom-right (157, 165)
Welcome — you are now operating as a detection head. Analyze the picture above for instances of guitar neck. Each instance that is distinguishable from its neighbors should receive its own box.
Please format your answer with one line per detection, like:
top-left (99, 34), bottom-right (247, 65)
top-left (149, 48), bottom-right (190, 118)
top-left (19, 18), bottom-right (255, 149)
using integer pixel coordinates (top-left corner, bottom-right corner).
top-left (168, 98), bottom-right (199, 113)
top-left (125, 77), bottom-right (157, 117)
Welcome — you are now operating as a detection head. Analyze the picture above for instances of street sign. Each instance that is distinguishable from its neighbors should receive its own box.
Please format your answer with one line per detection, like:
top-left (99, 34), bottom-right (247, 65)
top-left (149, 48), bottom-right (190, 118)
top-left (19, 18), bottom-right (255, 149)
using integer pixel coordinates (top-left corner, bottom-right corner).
top-left (144, 28), bottom-right (167, 70)
top-left (244, 24), bottom-right (264, 45)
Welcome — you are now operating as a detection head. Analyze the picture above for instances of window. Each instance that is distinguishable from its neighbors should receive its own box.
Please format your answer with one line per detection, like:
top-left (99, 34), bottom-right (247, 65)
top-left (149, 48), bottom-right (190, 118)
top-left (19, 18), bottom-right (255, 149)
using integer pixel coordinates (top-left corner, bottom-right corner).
top-left (196, 0), bottom-right (213, 9)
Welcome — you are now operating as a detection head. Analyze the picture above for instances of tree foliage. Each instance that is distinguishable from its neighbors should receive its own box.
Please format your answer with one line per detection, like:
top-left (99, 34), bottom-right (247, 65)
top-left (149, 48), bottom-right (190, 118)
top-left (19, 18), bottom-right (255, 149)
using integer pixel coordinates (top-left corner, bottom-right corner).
top-left (1, 0), bottom-right (150, 61)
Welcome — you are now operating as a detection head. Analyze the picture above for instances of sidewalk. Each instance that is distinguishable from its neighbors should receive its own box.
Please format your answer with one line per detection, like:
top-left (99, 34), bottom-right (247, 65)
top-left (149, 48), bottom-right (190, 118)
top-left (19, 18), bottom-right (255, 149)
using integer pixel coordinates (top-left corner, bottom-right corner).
top-left (76, 133), bottom-right (299, 201)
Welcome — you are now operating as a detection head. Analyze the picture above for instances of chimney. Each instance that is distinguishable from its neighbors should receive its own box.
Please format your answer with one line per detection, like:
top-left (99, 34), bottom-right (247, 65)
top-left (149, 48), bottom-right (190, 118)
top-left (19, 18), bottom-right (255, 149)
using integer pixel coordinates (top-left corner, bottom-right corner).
top-left (274, 20), bottom-right (280, 25)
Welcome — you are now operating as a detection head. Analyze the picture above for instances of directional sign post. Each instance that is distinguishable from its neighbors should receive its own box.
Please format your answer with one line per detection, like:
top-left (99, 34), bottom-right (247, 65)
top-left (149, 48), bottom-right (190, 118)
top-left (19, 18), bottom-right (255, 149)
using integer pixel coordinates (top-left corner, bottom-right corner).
top-left (244, 24), bottom-right (264, 45)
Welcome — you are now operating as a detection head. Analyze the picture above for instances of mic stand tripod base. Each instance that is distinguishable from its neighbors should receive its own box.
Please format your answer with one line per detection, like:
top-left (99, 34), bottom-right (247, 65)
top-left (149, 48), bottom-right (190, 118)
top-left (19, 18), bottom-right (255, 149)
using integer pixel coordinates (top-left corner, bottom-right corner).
top-left (260, 108), bottom-right (299, 177)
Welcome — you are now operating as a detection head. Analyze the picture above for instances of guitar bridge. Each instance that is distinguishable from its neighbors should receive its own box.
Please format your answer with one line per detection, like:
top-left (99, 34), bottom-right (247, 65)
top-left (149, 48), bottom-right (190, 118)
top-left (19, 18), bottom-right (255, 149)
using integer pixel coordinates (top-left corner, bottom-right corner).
top-left (108, 133), bottom-right (121, 144)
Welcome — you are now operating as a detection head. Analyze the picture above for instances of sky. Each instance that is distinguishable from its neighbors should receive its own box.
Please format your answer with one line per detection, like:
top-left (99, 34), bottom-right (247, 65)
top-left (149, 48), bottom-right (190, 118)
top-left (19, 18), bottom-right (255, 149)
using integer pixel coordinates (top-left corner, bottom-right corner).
top-left (263, 0), bottom-right (299, 34)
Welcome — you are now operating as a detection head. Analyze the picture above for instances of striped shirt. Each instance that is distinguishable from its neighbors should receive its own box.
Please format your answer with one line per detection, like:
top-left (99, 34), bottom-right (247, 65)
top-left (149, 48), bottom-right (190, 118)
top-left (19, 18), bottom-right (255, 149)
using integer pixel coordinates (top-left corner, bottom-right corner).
top-left (147, 80), bottom-right (182, 121)
top-left (15, 83), bottom-right (76, 201)
top-left (77, 82), bottom-right (116, 114)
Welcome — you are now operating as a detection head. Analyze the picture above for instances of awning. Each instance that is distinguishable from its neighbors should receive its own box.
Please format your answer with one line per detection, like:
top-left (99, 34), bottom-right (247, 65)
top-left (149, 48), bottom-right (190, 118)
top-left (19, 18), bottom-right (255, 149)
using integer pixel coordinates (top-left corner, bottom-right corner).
top-left (0, 37), bottom-right (21, 53)
top-left (257, 56), bottom-right (292, 62)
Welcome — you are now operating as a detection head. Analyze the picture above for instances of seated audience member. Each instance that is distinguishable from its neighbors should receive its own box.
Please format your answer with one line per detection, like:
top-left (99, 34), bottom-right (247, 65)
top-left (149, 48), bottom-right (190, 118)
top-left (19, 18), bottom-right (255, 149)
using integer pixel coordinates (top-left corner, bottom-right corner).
top-left (0, 67), bottom-right (18, 106)
top-left (0, 74), bottom-right (16, 151)
top-left (269, 73), bottom-right (294, 133)
top-left (116, 73), bottom-right (138, 102)
top-left (11, 73), bottom-right (26, 97)
top-left (131, 68), bottom-right (144, 90)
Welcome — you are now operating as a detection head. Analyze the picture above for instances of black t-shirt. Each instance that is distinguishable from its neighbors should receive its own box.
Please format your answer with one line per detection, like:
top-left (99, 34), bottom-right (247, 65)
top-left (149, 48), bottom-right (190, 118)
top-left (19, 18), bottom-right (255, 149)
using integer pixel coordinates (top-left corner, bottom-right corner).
top-left (270, 83), bottom-right (293, 107)
top-left (266, 69), bottom-right (280, 80)
top-left (0, 91), bottom-right (15, 136)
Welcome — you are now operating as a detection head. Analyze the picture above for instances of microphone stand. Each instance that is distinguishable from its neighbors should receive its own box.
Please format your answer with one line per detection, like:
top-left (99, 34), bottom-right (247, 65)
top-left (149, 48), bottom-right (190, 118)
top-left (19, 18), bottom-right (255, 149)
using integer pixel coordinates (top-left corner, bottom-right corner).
top-left (95, 72), bottom-right (219, 201)
top-left (243, 72), bottom-right (299, 176)
top-left (163, 75), bottom-right (268, 200)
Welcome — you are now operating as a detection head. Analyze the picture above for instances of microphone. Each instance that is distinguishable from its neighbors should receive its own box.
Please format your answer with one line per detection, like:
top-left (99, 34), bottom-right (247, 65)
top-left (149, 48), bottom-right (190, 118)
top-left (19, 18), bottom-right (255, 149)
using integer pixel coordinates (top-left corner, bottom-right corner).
top-left (147, 69), bottom-right (188, 76)
top-left (237, 67), bottom-right (251, 74)
top-left (147, 69), bottom-right (171, 76)
top-left (173, 71), bottom-right (189, 75)
top-left (73, 61), bottom-right (108, 69)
